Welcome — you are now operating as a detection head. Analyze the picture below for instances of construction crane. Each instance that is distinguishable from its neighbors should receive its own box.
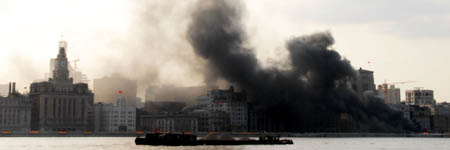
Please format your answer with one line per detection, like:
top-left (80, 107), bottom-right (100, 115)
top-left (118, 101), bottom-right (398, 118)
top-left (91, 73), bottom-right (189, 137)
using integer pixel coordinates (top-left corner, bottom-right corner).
top-left (379, 80), bottom-right (416, 102)
top-left (70, 59), bottom-right (80, 71)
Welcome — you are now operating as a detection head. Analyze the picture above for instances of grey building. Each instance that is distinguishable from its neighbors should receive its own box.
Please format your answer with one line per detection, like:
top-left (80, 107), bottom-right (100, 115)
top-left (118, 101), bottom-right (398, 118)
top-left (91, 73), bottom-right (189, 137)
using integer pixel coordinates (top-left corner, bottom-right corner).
top-left (94, 96), bottom-right (136, 133)
top-left (93, 74), bottom-right (137, 107)
top-left (356, 68), bottom-right (376, 95)
top-left (207, 86), bottom-right (248, 132)
top-left (405, 88), bottom-right (436, 106)
top-left (145, 85), bottom-right (209, 105)
top-left (29, 41), bottom-right (94, 133)
top-left (410, 105), bottom-right (432, 132)
top-left (139, 114), bottom-right (198, 133)
top-left (0, 83), bottom-right (32, 133)
top-left (0, 84), bottom-right (8, 97)
top-left (189, 109), bottom-right (231, 132)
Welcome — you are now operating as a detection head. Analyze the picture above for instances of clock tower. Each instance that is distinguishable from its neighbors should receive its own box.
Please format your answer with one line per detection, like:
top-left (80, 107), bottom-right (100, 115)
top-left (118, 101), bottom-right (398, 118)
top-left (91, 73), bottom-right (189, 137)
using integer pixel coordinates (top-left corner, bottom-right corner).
top-left (52, 41), bottom-right (72, 83)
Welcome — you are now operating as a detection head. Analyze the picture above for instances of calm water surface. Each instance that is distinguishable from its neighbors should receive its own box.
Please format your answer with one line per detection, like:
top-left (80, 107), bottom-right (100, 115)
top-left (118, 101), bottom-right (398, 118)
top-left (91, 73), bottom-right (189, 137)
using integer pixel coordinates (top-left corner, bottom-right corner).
top-left (0, 137), bottom-right (449, 150)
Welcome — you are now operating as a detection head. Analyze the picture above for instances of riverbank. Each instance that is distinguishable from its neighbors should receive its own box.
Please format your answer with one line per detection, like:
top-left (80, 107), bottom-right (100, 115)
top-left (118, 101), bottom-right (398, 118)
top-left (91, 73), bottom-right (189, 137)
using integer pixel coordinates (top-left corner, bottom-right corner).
top-left (1, 132), bottom-right (449, 137)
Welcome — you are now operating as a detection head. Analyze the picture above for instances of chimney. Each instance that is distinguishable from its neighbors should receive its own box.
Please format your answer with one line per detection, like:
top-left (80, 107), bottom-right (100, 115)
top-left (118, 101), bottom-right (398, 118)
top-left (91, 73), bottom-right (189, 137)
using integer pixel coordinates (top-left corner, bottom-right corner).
top-left (12, 82), bottom-right (16, 94)
top-left (8, 82), bottom-right (11, 96)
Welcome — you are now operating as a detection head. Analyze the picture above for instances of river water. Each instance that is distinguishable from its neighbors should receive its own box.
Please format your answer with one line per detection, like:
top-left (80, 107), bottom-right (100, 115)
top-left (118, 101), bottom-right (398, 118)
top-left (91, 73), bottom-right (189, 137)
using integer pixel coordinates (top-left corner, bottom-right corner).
top-left (0, 137), bottom-right (449, 150)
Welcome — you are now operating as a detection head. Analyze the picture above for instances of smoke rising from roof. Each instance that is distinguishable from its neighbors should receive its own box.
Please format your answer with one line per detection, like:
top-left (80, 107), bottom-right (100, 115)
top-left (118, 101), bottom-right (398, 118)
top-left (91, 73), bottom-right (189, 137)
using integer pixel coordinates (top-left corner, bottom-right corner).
top-left (187, 0), bottom-right (412, 132)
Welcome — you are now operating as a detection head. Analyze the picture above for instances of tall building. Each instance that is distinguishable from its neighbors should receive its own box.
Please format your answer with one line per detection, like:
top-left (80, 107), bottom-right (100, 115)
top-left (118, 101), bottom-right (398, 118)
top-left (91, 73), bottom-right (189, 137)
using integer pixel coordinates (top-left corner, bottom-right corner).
top-left (0, 84), bottom-right (9, 97)
top-left (0, 82), bottom-right (32, 133)
top-left (94, 95), bottom-right (136, 133)
top-left (207, 86), bottom-right (248, 132)
top-left (93, 74), bottom-right (137, 107)
top-left (405, 88), bottom-right (436, 106)
top-left (377, 84), bottom-right (401, 104)
top-left (29, 41), bottom-right (94, 133)
top-left (356, 68), bottom-right (376, 95)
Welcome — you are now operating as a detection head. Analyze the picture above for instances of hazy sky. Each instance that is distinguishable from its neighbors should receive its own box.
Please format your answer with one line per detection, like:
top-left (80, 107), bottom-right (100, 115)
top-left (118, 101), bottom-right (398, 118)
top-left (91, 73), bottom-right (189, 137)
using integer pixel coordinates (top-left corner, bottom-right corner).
top-left (1, 0), bottom-right (450, 101)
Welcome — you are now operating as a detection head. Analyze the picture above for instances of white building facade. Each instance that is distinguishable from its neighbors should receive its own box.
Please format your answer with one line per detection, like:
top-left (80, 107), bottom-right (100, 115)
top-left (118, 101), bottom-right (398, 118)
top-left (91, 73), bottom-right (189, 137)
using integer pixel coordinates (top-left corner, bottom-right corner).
top-left (94, 96), bottom-right (136, 133)
top-left (207, 86), bottom-right (248, 132)
top-left (405, 88), bottom-right (436, 106)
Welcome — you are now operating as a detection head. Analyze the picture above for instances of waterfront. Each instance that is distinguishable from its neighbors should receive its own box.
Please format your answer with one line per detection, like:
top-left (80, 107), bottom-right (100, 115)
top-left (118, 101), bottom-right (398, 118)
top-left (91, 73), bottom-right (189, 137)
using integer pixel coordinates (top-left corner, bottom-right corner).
top-left (1, 137), bottom-right (450, 150)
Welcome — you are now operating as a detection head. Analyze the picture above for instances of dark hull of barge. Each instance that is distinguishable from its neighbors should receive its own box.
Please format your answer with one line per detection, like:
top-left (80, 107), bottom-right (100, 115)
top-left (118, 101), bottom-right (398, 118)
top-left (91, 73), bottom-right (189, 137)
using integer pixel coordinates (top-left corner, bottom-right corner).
top-left (135, 133), bottom-right (293, 146)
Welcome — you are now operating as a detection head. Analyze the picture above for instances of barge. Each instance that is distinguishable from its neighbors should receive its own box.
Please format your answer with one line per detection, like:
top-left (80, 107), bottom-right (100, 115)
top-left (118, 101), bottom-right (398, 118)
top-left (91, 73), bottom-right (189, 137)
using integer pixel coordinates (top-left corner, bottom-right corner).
top-left (135, 133), bottom-right (293, 146)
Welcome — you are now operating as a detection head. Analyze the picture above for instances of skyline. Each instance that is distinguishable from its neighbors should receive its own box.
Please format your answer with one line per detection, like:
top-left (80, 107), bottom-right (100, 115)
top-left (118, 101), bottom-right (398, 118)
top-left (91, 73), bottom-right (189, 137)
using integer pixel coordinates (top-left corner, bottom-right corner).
top-left (1, 0), bottom-right (450, 101)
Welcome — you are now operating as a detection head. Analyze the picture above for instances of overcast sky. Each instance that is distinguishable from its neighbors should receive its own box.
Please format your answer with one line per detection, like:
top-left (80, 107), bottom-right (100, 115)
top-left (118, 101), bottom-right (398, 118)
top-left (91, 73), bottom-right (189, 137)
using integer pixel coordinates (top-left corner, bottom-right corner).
top-left (1, 0), bottom-right (449, 101)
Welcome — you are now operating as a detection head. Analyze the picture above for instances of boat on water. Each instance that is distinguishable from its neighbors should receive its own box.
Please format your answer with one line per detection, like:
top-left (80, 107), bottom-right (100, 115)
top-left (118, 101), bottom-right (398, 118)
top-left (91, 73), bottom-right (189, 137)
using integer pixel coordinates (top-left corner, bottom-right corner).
top-left (135, 133), bottom-right (294, 146)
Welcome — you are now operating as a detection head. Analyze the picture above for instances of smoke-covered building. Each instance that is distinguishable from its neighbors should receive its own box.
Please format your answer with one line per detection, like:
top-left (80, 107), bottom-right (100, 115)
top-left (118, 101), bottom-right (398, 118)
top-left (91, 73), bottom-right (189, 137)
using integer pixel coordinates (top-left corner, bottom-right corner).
top-left (189, 109), bottom-right (231, 132)
top-left (94, 95), bottom-right (136, 133)
top-left (0, 83), bottom-right (32, 133)
top-left (431, 102), bottom-right (450, 133)
top-left (145, 85), bottom-right (209, 105)
top-left (356, 68), bottom-right (376, 95)
top-left (388, 103), bottom-right (410, 120)
top-left (410, 105), bottom-right (432, 132)
top-left (143, 101), bottom-right (186, 114)
top-left (93, 74), bottom-right (137, 107)
top-left (405, 88), bottom-right (436, 106)
top-left (207, 86), bottom-right (248, 132)
top-left (377, 84), bottom-right (401, 104)
top-left (29, 41), bottom-right (94, 133)
top-left (139, 114), bottom-right (198, 133)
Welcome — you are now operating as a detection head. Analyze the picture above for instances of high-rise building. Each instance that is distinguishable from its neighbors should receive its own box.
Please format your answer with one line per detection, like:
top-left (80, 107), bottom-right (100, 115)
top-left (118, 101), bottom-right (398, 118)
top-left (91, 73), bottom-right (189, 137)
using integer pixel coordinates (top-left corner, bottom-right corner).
top-left (29, 41), bottom-right (94, 133)
top-left (356, 68), bottom-right (376, 95)
top-left (0, 84), bottom-right (9, 97)
top-left (405, 88), bottom-right (436, 106)
top-left (93, 74), bottom-right (137, 107)
top-left (377, 84), bottom-right (401, 104)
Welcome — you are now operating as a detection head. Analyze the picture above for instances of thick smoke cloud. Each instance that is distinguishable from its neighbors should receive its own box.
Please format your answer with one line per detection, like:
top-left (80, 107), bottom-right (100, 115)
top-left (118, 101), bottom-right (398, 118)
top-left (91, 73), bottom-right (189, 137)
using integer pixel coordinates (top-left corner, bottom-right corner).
top-left (188, 0), bottom-right (412, 132)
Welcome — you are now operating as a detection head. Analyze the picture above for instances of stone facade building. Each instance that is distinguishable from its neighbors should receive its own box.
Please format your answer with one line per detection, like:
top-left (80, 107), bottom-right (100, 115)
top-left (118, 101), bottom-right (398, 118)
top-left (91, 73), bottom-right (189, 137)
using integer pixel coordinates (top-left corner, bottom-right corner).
top-left (94, 96), bottom-right (136, 133)
top-left (207, 86), bottom-right (248, 132)
top-left (139, 114), bottom-right (198, 133)
top-left (356, 68), bottom-right (376, 95)
top-left (29, 41), bottom-right (94, 133)
top-left (0, 83), bottom-right (32, 133)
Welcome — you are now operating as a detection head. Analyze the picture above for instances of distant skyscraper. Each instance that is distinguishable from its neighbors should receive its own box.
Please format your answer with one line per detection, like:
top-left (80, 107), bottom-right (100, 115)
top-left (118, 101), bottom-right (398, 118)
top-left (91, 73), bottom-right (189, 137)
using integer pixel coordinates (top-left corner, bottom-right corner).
top-left (29, 41), bottom-right (94, 133)
top-left (93, 74), bottom-right (137, 107)
top-left (0, 84), bottom-right (8, 97)
top-left (356, 68), bottom-right (376, 95)
top-left (377, 84), bottom-right (401, 104)
top-left (405, 88), bottom-right (436, 106)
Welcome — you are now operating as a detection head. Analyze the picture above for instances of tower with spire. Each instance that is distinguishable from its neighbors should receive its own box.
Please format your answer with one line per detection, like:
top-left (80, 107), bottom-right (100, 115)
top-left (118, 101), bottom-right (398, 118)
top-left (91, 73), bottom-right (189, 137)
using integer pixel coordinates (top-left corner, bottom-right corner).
top-left (29, 41), bottom-right (94, 133)
top-left (51, 41), bottom-right (72, 83)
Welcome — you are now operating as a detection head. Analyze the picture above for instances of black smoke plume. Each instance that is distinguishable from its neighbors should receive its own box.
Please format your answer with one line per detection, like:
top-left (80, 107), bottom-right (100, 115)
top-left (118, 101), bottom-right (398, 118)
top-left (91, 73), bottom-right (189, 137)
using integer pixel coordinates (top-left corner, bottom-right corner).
top-left (188, 0), bottom-right (412, 132)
